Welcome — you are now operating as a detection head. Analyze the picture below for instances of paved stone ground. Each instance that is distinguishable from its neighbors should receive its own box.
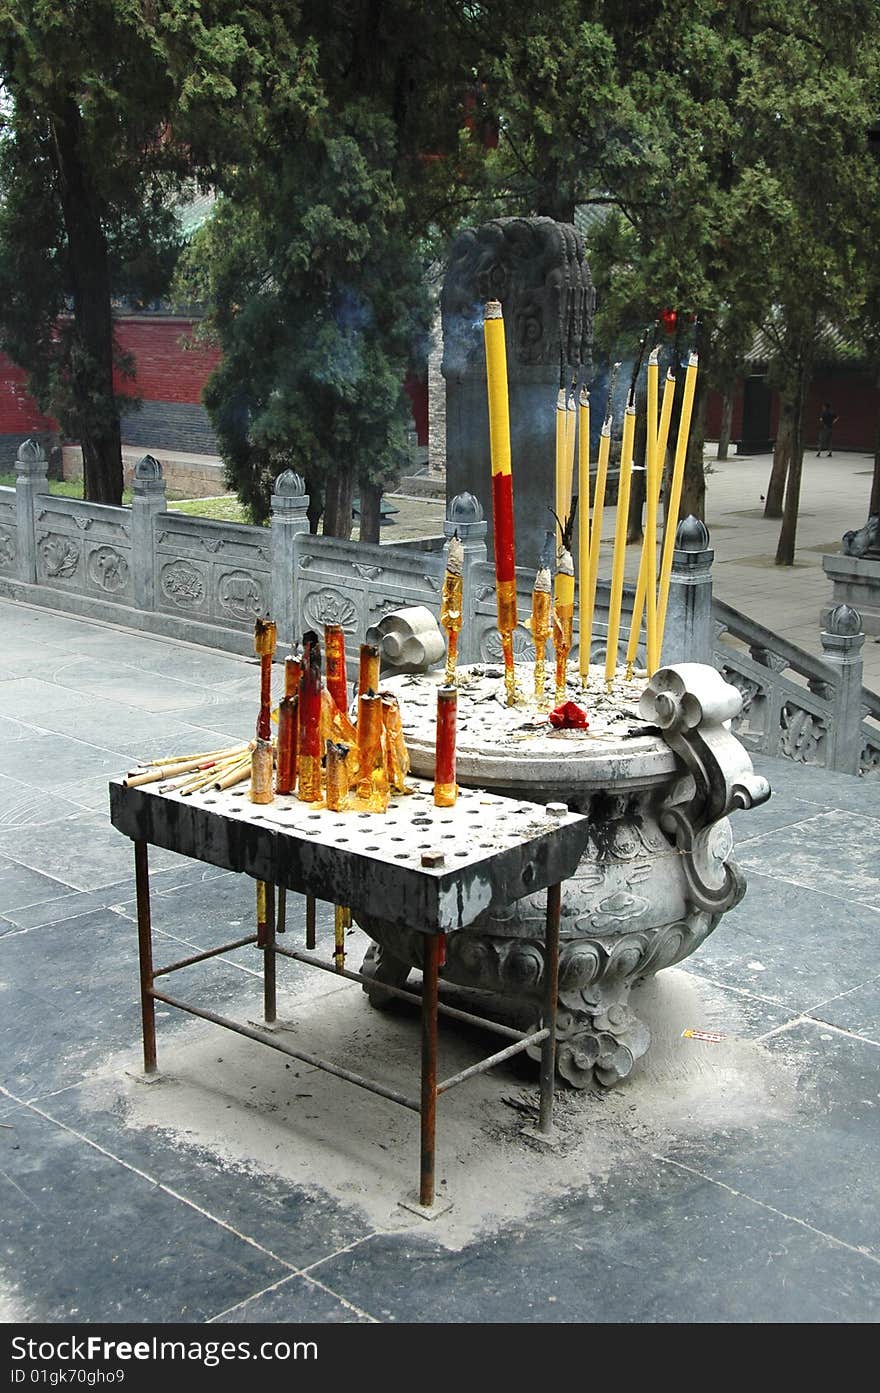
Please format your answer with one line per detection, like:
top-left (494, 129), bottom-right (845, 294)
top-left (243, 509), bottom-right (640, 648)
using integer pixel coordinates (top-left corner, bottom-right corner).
top-left (0, 599), bottom-right (878, 1324)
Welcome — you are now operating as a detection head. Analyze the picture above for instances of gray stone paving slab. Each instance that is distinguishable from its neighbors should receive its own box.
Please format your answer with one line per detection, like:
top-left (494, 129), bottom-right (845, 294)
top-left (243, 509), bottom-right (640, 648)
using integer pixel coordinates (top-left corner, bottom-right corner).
top-left (0, 1106), bottom-right (287, 1323)
top-left (306, 1158), bottom-right (880, 1323)
top-left (34, 1082), bottom-right (374, 1278)
top-left (0, 907), bottom-right (265, 1099)
top-left (0, 853), bottom-right (80, 915)
top-left (0, 889), bottom-right (108, 933)
top-left (654, 1022), bottom-right (880, 1261)
top-left (1, 734), bottom-right (122, 792)
top-left (807, 978), bottom-right (880, 1046)
top-left (0, 811), bottom-right (192, 891)
top-left (683, 871), bottom-right (880, 1016)
top-left (728, 791), bottom-right (830, 843)
top-left (735, 809), bottom-right (880, 908)
top-left (752, 755), bottom-right (880, 817)
top-left (0, 774), bottom-right (86, 829)
top-left (217, 1275), bottom-right (372, 1323)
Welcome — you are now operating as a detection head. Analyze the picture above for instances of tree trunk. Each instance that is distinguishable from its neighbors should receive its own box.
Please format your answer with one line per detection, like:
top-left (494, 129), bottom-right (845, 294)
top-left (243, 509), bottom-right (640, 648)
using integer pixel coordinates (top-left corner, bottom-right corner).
top-left (717, 387), bottom-right (734, 460)
top-left (871, 370), bottom-right (880, 518)
top-left (764, 396), bottom-right (792, 519)
top-left (775, 354), bottom-right (811, 565)
top-left (679, 376), bottom-right (708, 521)
top-left (358, 478), bottom-right (382, 544)
top-left (52, 97), bottom-right (122, 505)
top-left (305, 474), bottom-right (322, 534)
top-left (626, 399), bottom-right (647, 544)
top-left (322, 465), bottom-right (354, 540)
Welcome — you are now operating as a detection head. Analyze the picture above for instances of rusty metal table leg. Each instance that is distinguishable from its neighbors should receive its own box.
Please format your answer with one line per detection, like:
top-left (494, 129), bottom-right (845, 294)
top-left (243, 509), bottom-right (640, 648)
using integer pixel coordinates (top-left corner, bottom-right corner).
top-left (257, 881), bottom-right (277, 1024)
top-left (419, 934), bottom-right (441, 1207)
top-left (134, 839), bottom-right (157, 1075)
top-left (538, 881), bottom-right (561, 1133)
top-left (305, 893), bottom-right (316, 951)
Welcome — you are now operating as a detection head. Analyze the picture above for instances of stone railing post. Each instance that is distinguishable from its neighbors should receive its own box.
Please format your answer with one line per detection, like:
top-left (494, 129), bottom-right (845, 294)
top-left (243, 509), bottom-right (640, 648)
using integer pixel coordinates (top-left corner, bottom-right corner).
top-left (445, 490), bottom-right (488, 665)
top-left (271, 470), bottom-right (310, 645)
top-left (821, 603), bottom-right (865, 775)
top-left (660, 515), bottom-right (715, 666)
top-left (15, 438), bottom-right (49, 583)
top-left (131, 455), bottom-right (167, 612)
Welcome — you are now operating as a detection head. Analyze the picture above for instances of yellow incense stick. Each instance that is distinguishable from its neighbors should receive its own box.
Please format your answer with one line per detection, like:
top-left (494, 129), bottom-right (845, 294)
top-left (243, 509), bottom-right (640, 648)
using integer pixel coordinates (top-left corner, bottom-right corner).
top-left (605, 401), bottom-right (636, 687)
top-left (625, 365), bottom-right (676, 676)
top-left (583, 413), bottom-right (611, 678)
top-left (564, 386), bottom-right (577, 521)
top-left (577, 388), bottom-right (591, 678)
top-left (657, 353), bottom-right (699, 649)
top-left (554, 388), bottom-right (566, 543)
top-left (644, 350), bottom-right (660, 673)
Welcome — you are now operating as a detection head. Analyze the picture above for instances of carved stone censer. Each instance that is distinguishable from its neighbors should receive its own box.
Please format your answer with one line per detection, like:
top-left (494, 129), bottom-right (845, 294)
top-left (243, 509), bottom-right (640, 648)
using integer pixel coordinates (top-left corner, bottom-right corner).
top-left (358, 660), bottom-right (771, 1089)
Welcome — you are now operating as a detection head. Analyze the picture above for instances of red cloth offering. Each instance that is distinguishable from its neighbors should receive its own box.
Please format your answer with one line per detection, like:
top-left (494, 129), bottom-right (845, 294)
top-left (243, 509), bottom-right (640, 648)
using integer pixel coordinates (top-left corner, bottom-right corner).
top-left (549, 700), bottom-right (590, 730)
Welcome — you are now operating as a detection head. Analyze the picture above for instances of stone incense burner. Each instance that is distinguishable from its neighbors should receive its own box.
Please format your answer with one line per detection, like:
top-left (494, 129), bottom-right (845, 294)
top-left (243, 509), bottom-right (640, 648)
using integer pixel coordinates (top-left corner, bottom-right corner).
top-left (358, 660), bottom-right (770, 1089)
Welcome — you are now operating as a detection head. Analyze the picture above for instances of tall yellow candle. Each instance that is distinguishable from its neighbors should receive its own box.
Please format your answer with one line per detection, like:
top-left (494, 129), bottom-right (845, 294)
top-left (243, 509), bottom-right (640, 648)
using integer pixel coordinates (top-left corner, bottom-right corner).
top-left (577, 387), bottom-right (590, 678)
top-left (644, 349), bottom-right (660, 673)
top-left (483, 300), bottom-right (518, 705)
top-left (554, 387), bottom-right (566, 542)
top-left (605, 399), bottom-right (636, 686)
top-left (626, 364), bottom-right (675, 676)
top-left (583, 408), bottom-right (612, 679)
top-left (564, 385), bottom-right (577, 525)
top-left (657, 352), bottom-right (699, 651)
top-left (656, 368), bottom-right (675, 474)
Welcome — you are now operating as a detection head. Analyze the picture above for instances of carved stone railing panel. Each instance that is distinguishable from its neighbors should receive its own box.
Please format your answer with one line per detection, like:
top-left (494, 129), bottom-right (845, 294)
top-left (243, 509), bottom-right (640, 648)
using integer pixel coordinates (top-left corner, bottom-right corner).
top-left (32, 497), bottom-right (133, 604)
top-left (154, 513), bottom-right (270, 631)
top-left (0, 486), bottom-right (16, 576)
top-left (713, 597), bottom-right (880, 777)
top-left (292, 534), bottom-right (446, 661)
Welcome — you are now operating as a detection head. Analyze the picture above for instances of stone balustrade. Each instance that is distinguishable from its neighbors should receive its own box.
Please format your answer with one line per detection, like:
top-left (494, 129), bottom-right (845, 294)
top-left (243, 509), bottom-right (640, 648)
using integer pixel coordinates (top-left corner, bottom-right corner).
top-left (1, 437), bottom-right (877, 775)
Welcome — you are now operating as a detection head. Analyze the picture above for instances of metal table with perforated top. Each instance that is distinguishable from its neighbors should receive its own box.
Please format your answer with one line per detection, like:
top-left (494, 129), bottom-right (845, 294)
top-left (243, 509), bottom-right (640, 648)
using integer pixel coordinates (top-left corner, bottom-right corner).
top-left (109, 776), bottom-right (591, 1209)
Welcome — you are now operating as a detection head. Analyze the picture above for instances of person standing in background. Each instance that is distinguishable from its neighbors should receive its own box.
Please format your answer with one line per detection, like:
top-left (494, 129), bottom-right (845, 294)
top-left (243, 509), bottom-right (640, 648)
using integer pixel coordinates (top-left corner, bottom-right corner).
top-left (817, 401), bottom-right (839, 456)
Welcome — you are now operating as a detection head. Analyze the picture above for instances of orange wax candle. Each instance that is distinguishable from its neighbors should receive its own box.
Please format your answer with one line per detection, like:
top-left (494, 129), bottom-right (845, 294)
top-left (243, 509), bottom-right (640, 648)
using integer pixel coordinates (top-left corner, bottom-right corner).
top-left (441, 534), bottom-right (464, 685)
top-left (381, 692), bottom-right (410, 792)
top-left (324, 623), bottom-right (349, 715)
top-left (357, 690), bottom-right (389, 812)
top-left (434, 684), bottom-right (457, 807)
top-left (358, 643), bottom-right (380, 700)
top-left (325, 739), bottom-right (350, 811)
top-left (297, 631), bottom-right (323, 802)
top-left (254, 617), bottom-right (277, 742)
top-left (530, 562), bottom-right (553, 709)
top-left (275, 654), bottom-right (301, 795)
top-left (250, 737), bottom-right (273, 805)
top-left (483, 299), bottom-right (518, 705)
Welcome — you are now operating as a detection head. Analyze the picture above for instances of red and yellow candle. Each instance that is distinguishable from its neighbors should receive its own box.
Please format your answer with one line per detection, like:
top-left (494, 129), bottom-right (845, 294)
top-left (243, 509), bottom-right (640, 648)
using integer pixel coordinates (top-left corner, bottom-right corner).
top-left (324, 623), bottom-right (349, 716)
top-left (483, 300), bottom-right (518, 705)
top-left (297, 631), bottom-right (323, 803)
top-left (434, 684), bottom-right (458, 807)
top-left (275, 653), bottom-right (302, 795)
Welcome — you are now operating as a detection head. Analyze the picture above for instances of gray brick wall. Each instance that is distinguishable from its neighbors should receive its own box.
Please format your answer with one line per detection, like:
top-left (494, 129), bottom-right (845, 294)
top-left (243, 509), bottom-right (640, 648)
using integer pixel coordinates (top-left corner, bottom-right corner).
top-left (121, 401), bottom-right (219, 456)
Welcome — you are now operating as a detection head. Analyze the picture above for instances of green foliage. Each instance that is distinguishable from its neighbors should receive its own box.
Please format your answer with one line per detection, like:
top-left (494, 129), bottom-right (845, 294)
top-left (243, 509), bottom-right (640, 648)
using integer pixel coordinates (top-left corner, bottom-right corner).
top-left (177, 3), bottom-right (489, 530)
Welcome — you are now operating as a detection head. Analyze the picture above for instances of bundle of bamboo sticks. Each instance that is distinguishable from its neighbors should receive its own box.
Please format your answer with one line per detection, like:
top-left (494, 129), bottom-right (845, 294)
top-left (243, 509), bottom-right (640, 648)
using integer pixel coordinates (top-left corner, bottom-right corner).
top-left (123, 742), bottom-right (255, 795)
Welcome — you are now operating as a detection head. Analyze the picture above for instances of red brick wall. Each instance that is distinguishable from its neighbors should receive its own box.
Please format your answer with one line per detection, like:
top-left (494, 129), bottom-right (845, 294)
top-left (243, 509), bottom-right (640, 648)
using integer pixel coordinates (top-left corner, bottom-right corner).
top-left (113, 317), bottom-right (221, 405)
top-left (0, 356), bottom-right (57, 435)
